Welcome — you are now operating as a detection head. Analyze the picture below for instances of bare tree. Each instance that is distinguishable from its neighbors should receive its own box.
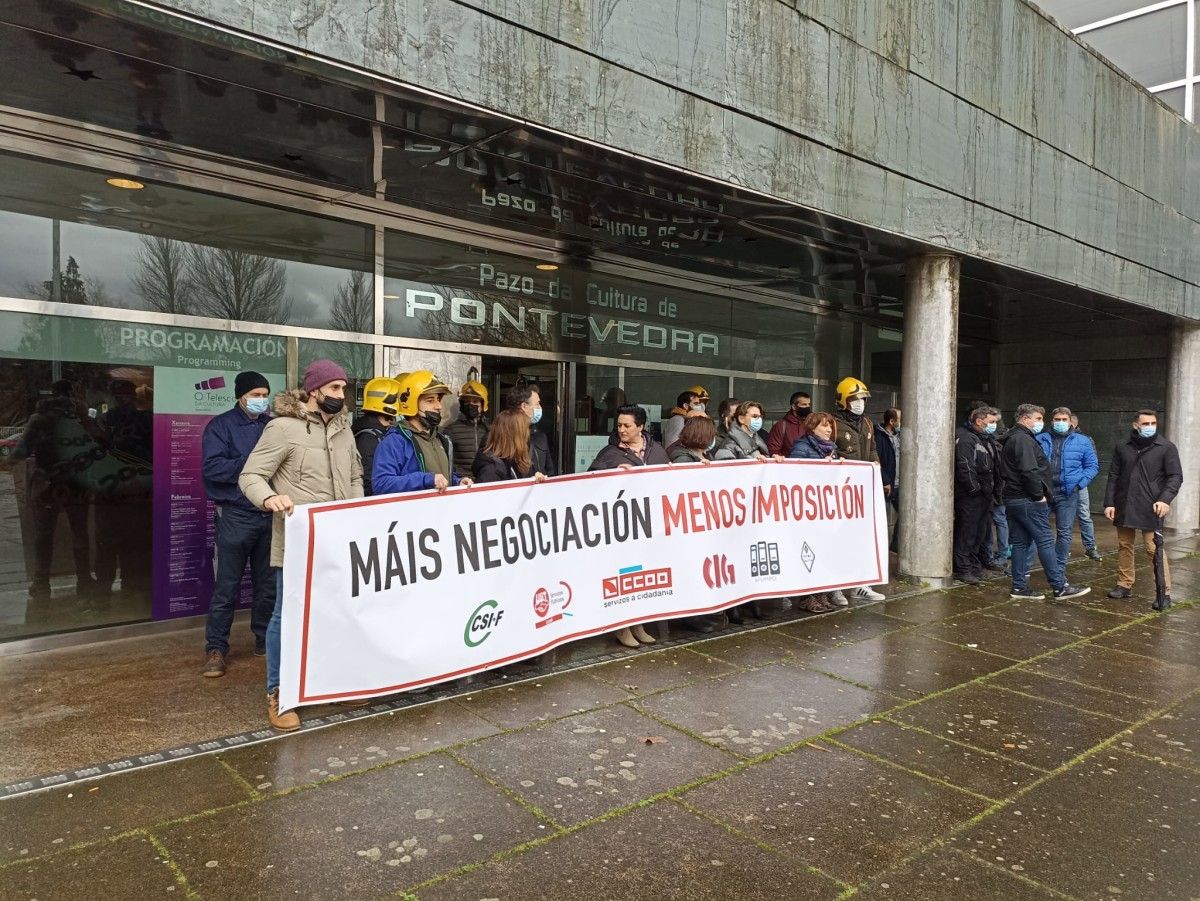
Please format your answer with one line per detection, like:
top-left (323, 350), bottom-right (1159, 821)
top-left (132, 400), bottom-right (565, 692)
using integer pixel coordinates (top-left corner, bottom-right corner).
top-left (185, 246), bottom-right (292, 322)
top-left (132, 236), bottom-right (193, 313)
top-left (330, 269), bottom-right (374, 333)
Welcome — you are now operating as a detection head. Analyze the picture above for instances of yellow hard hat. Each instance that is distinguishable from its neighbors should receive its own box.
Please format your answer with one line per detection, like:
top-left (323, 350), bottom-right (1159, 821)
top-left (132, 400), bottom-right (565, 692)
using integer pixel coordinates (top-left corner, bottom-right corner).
top-left (459, 380), bottom-right (489, 412)
top-left (835, 377), bottom-right (871, 409)
top-left (361, 377), bottom-right (402, 417)
top-left (395, 370), bottom-right (450, 416)
top-left (685, 384), bottom-right (709, 401)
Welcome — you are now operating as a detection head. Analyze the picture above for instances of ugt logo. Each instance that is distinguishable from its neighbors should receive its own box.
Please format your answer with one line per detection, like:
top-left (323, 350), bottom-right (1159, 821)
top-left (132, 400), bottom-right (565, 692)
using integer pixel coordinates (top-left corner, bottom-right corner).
top-left (702, 554), bottom-right (735, 589)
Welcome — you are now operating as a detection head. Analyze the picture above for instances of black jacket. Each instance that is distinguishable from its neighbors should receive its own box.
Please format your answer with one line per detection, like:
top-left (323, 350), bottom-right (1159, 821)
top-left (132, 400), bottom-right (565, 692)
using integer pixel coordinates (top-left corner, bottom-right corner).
top-left (999, 424), bottom-right (1054, 503)
top-left (588, 437), bottom-right (670, 470)
top-left (444, 415), bottom-right (490, 479)
top-left (1103, 434), bottom-right (1184, 530)
top-left (351, 414), bottom-right (389, 496)
top-left (955, 423), bottom-right (998, 501)
top-left (669, 445), bottom-right (708, 464)
top-left (471, 451), bottom-right (536, 483)
top-left (529, 427), bottom-right (557, 477)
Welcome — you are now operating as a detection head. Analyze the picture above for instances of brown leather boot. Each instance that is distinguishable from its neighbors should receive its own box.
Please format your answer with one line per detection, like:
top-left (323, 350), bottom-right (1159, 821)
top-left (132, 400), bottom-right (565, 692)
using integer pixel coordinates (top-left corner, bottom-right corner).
top-left (267, 689), bottom-right (300, 731)
top-left (202, 650), bottom-right (226, 678)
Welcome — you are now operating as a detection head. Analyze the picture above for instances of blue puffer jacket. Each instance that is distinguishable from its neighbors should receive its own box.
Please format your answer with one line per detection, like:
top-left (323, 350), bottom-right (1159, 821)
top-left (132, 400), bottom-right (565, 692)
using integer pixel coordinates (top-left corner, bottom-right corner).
top-left (372, 423), bottom-right (462, 494)
top-left (1035, 429), bottom-right (1099, 496)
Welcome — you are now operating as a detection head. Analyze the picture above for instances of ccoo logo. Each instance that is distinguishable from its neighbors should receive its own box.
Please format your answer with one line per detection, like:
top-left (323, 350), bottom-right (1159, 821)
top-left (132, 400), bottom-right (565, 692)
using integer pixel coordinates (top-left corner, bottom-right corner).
top-left (702, 554), bottom-right (735, 589)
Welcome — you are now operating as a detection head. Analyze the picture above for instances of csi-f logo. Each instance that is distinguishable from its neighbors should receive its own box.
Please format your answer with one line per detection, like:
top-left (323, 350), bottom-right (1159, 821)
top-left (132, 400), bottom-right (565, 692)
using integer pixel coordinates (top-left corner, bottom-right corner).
top-left (464, 600), bottom-right (505, 647)
top-left (702, 554), bottom-right (735, 589)
top-left (602, 565), bottom-right (673, 599)
top-left (534, 583), bottom-right (573, 629)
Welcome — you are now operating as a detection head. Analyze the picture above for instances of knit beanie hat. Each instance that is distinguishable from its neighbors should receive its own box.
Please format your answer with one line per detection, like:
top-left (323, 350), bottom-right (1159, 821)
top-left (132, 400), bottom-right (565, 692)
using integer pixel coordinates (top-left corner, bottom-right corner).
top-left (234, 370), bottom-right (270, 398)
top-left (302, 359), bottom-right (348, 394)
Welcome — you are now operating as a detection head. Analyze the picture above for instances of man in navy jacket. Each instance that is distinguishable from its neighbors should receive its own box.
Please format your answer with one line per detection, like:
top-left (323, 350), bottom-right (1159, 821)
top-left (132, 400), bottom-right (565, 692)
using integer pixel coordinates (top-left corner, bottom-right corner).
top-left (200, 371), bottom-right (275, 677)
top-left (1035, 406), bottom-right (1100, 575)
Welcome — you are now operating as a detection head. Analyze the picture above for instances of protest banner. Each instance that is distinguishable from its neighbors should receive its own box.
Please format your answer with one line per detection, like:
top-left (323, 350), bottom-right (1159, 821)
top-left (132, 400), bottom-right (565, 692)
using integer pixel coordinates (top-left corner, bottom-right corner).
top-left (279, 458), bottom-right (887, 711)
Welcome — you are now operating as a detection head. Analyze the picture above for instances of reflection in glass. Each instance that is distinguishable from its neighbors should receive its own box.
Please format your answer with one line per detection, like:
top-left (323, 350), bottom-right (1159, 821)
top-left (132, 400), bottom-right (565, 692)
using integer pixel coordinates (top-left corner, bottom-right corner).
top-left (3, 360), bottom-right (154, 639)
top-left (0, 153), bottom-right (373, 329)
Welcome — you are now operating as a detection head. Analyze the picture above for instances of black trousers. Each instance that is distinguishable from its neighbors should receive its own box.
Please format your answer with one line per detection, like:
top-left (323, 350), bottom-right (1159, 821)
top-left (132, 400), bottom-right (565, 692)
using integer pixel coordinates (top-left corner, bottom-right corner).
top-left (953, 492), bottom-right (992, 575)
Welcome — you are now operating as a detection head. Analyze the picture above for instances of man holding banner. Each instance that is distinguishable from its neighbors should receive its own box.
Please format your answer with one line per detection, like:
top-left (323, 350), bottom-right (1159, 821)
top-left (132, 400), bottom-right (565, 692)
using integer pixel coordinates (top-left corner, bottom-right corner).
top-left (239, 359), bottom-right (363, 731)
top-left (373, 371), bottom-right (475, 495)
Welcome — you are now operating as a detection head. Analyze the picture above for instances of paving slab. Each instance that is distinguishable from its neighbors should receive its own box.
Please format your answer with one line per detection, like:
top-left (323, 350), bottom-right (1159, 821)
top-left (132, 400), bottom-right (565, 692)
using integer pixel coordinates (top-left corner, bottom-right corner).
top-left (453, 669), bottom-right (632, 730)
top-left (588, 645), bottom-right (738, 696)
top-left (1118, 692), bottom-right (1200, 769)
top-left (419, 800), bottom-right (842, 901)
top-left (453, 704), bottom-right (733, 827)
top-left (987, 599), bottom-right (1133, 637)
top-left (634, 662), bottom-right (895, 757)
top-left (1027, 642), bottom-right (1200, 707)
top-left (856, 847), bottom-right (1060, 899)
top-left (955, 749), bottom-right (1200, 899)
top-left (0, 756), bottom-right (249, 865)
top-left (1153, 604), bottom-right (1200, 636)
top-left (986, 667), bottom-right (1153, 722)
top-left (835, 718), bottom-right (1043, 801)
top-left (686, 628), bottom-right (811, 668)
top-left (216, 701), bottom-right (501, 793)
top-left (914, 612), bottom-right (1080, 661)
top-left (874, 590), bottom-right (1004, 625)
top-left (1090, 620), bottom-right (1200, 669)
top-left (776, 609), bottom-right (909, 645)
top-left (153, 754), bottom-right (543, 897)
top-left (683, 743), bottom-right (988, 884)
top-left (802, 631), bottom-right (1014, 699)
top-left (0, 834), bottom-right (182, 899)
top-left (889, 683), bottom-right (1126, 770)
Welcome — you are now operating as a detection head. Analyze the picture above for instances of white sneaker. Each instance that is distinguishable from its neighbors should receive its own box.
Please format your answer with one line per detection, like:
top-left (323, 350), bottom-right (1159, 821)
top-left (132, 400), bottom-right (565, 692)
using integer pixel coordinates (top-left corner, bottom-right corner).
top-left (851, 586), bottom-right (886, 602)
top-left (830, 590), bottom-right (849, 606)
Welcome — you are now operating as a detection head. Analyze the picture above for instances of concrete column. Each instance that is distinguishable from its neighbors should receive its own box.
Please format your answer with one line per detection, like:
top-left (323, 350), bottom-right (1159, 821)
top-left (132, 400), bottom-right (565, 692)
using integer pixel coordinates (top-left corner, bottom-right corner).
top-left (898, 254), bottom-right (960, 586)
top-left (1166, 322), bottom-right (1200, 533)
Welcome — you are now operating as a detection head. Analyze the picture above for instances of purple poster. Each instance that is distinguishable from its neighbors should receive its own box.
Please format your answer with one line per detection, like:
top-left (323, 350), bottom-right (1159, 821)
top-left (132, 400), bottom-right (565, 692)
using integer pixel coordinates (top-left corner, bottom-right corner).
top-left (151, 367), bottom-right (283, 620)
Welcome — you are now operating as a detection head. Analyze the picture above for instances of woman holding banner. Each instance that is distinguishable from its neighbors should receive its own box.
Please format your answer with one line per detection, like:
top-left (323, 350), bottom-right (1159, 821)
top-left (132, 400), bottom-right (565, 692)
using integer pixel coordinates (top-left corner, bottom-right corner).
top-left (588, 404), bottom-right (667, 647)
top-left (788, 411), bottom-right (843, 612)
top-left (472, 410), bottom-right (549, 484)
top-left (668, 416), bottom-right (717, 465)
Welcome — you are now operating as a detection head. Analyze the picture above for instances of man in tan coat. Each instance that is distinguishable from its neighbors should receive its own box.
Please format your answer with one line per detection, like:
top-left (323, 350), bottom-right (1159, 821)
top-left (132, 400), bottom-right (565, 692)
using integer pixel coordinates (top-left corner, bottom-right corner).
top-left (239, 359), bottom-right (363, 730)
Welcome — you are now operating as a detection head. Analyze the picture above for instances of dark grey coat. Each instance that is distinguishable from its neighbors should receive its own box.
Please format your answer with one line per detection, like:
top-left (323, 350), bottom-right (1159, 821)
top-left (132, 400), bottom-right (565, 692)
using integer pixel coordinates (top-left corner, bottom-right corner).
top-left (1103, 434), bottom-right (1183, 530)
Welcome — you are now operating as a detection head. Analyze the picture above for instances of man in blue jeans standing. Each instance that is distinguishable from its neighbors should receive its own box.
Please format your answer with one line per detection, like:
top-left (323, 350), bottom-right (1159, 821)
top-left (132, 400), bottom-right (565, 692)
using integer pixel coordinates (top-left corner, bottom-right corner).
top-left (239, 360), bottom-right (363, 731)
top-left (998, 403), bottom-right (1090, 601)
top-left (1070, 414), bottom-right (1102, 560)
top-left (1035, 406), bottom-right (1099, 578)
top-left (200, 371), bottom-right (275, 677)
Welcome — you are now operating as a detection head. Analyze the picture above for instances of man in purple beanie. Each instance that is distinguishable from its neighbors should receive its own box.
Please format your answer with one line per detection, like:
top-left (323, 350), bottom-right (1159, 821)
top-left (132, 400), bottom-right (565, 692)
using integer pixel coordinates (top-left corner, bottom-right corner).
top-left (240, 359), bottom-right (363, 730)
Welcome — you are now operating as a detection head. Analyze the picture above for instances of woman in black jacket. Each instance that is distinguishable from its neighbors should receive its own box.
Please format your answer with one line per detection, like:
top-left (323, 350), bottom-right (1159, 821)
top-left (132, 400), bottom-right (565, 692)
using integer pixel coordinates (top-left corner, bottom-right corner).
top-left (588, 404), bottom-right (666, 648)
top-left (472, 410), bottom-right (548, 484)
top-left (588, 404), bottom-right (671, 471)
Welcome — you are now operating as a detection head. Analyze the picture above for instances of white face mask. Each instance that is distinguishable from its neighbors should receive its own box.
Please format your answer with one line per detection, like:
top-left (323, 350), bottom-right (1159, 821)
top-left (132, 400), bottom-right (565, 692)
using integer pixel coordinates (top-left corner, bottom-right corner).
top-left (848, 399), bottom-right (866, 415)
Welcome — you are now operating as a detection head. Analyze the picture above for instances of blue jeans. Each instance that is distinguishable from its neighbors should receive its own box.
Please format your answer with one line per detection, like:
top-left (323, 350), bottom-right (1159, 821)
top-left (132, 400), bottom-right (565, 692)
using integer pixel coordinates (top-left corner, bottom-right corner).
top-left (1076, 486), bottom-right (1096, 550)
top-left (267, 567), bottom-right (283, 693)
top-left (983, 504), bottom-right (1010, 563)
top-left (204, 505), bottom-right (275, 654)
top-left (1005, 498), bottom-right (1064, 591)
top-left (1049, 491), bottom-right (1079, 574)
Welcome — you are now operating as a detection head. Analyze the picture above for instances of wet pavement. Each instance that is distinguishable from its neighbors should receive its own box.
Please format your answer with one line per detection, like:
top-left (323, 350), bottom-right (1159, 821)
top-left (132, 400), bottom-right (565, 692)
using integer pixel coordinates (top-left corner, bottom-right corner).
top-left (2, 535), bottom-right (1199, 899)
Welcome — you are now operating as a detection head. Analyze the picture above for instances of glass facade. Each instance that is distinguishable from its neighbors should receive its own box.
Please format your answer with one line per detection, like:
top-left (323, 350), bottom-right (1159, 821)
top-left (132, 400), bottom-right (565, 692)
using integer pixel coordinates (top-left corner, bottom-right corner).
top-left (1042, 0), bottom-right (1199, 120)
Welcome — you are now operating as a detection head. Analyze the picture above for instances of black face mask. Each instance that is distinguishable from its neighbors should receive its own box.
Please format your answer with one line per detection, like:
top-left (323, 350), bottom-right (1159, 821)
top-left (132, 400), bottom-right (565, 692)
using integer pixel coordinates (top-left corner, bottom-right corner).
top-left (316, 393), bottom-right (344, 416)
top-left (421, 410), bottom-right (442, 430)
top-left (462, 405), bottom-right (480, 420)
top-left (795, 406), bottom-right (811, 416)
